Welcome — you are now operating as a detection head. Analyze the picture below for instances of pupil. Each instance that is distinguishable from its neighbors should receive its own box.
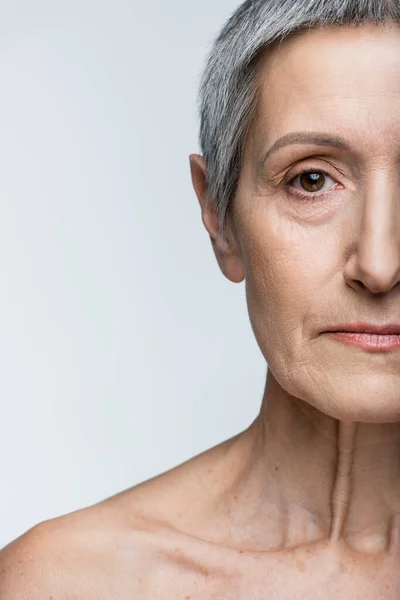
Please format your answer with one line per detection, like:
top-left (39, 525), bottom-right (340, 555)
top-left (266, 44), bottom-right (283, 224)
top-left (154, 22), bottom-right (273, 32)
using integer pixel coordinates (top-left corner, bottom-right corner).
top-left (300, 172), bottom-right (325, 192)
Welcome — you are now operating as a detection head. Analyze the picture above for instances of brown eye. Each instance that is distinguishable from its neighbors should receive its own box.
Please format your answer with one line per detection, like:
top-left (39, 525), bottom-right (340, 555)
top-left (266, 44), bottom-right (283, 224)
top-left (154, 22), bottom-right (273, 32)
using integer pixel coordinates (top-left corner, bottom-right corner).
top-left (299, 172), bottom-right (326, 192)
top-left (284, 168), bottom-right (340, 200)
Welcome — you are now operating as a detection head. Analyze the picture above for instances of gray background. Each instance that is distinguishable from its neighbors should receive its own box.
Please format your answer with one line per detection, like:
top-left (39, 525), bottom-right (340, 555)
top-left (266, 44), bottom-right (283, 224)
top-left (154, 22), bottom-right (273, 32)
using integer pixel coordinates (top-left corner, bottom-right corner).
top-left (0, 0), bottom-right (266, 549)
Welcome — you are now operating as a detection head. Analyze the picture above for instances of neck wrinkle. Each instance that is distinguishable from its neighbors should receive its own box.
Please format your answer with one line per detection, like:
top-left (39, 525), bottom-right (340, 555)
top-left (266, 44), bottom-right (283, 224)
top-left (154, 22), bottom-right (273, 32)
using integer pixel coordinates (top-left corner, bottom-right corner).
top-left (252, 369), bottom-right (400, 556)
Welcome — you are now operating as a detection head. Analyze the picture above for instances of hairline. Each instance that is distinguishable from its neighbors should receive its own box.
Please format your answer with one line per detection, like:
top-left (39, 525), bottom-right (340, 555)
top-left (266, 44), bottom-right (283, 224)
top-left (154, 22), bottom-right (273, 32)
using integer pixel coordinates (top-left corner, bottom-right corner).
top-left (197, 2), bottom-right (400, 244)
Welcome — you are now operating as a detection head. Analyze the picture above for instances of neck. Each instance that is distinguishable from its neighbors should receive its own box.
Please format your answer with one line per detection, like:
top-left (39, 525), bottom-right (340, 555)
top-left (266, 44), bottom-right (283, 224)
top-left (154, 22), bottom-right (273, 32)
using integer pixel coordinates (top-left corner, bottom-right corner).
top-left (238, 369), bottom-right (400, 555)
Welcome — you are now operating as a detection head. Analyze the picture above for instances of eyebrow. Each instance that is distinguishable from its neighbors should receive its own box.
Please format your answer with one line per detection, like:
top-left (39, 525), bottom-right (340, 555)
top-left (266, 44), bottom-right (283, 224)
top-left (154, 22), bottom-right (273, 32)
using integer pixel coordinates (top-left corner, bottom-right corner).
top-left (259, 131), bottom-right (350, 166)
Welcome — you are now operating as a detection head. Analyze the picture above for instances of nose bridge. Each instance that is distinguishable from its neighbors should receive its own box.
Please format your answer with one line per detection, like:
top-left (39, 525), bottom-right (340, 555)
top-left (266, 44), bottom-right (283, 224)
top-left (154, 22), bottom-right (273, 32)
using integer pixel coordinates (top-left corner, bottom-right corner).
top-left (348, 168), bottom-right (400, 294)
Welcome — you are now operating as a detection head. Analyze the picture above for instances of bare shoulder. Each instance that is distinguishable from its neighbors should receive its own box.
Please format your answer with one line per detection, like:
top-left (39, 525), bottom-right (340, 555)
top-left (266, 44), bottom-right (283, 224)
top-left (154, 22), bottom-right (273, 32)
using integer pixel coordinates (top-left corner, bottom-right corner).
top-left (0, 517), bottom-right (73, 599)
top-left (100, 432), bottom-right (243, 529)
top-left (0, 435), bottom-right (245, 599)
top-left (0, 503), bottom-right (153, 599)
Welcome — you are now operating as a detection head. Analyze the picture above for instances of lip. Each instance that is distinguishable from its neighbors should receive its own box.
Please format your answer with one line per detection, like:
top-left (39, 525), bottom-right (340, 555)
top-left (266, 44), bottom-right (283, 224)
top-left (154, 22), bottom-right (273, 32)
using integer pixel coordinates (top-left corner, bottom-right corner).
top-left (322, 322), bottom-right (400, 335)
top-left (322, 323), bottom-right (400, 351)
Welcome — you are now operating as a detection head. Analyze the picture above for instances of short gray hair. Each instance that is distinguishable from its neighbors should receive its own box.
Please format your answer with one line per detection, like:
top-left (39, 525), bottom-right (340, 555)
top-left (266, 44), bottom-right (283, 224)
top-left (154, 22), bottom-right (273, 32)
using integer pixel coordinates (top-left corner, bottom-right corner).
top-left (197, 0), bottom-right (400, 244)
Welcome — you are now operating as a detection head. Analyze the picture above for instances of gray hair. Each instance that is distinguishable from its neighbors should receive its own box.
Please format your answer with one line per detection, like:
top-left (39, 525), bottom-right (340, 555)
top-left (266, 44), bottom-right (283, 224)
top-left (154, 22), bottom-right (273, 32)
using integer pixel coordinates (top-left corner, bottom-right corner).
top-left (197, 0), bottom-right (400, 244)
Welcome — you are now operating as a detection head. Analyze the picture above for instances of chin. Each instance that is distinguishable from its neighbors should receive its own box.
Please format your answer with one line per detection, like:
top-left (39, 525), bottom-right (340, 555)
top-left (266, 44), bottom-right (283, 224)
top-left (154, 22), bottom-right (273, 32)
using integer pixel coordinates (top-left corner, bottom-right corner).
top-left (309, 377), bottom-right (400, 424)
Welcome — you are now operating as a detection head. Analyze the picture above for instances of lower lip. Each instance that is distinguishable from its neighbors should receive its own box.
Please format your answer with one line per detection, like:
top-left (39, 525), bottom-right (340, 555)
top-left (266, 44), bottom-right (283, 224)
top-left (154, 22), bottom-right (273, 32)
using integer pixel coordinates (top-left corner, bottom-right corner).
top-left (325, 332), bottom-right (400, 351)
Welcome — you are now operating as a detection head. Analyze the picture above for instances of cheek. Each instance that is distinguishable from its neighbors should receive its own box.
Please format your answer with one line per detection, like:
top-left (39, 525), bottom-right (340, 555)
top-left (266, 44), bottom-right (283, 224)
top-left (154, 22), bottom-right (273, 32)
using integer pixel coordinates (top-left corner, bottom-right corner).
top-left (243, 223), bottom-right (335, 364)
top-left (245, 244), bottom-right (304, 360)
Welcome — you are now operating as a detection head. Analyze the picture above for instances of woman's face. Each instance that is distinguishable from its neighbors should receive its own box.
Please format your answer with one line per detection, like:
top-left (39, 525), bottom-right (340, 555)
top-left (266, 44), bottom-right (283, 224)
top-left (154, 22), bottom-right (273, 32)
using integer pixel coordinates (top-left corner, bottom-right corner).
top-left (231, 24), bottom-right (400, 422)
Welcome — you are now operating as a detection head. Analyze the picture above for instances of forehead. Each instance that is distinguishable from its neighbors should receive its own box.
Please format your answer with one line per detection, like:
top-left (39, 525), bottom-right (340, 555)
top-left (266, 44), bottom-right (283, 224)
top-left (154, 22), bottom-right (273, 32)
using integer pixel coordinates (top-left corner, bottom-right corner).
top-left (253, 24), bottom-right (400, 149)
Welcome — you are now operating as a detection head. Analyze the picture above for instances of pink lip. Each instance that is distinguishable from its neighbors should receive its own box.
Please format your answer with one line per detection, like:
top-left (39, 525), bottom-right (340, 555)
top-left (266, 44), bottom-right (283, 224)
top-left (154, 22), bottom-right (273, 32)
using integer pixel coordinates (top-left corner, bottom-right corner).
top-left (323, 322), bottom-right (400, 335)
top-left (325, 331), bottom-right (400, 351)
top-left (322, 323), bottom-right (400, 351)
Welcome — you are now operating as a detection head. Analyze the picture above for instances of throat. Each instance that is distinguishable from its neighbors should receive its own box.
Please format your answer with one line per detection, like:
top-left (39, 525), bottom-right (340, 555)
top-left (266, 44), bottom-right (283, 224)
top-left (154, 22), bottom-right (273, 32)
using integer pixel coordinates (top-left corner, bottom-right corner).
top-left (330, 421), bottom-right (400, 554)
top-left (239, 373), bottom-right (400, 557)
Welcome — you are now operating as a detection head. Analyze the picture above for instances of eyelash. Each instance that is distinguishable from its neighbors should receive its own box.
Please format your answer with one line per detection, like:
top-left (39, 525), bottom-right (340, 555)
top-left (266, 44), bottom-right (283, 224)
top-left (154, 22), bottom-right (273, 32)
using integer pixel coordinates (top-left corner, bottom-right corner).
top-left (283, 169), bottom-right (339, 201)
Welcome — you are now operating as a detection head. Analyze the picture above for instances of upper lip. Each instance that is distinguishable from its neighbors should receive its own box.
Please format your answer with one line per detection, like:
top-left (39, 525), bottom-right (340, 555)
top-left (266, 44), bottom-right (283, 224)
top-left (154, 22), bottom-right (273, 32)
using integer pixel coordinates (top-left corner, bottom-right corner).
top-left (323, 322), bottom-right (400, 334)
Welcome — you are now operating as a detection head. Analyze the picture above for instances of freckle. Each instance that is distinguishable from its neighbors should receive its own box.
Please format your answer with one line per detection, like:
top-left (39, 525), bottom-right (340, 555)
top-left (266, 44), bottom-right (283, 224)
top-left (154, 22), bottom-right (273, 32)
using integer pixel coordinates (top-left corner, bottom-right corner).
top-left (275, 466), bottom-right (278, 471)
top-left (296, 559), bottom-right (305, 571)
top-left (234, 495), bottom-right (238, 500)
top-left (239, 550), bottom-right (244, 554)
top-left (185, 596), bottom-right (191, 599)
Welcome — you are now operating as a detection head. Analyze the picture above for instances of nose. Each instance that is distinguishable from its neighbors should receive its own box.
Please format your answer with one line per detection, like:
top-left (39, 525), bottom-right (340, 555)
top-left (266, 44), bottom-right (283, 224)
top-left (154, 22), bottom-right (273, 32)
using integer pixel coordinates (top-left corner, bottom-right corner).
top-left (343, 176), bottom-right (400, 295)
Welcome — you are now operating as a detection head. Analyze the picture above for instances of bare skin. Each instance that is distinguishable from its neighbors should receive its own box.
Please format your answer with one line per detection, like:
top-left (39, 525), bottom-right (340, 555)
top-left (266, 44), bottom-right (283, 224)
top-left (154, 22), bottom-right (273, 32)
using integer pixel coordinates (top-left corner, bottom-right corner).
top-left (2, 22), bottom-right (400, 599)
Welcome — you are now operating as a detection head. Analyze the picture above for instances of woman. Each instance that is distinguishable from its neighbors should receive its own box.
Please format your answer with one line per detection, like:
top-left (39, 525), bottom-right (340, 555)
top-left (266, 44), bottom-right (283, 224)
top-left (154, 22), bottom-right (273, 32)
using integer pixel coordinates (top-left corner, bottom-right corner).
top-left (2, 0), bottom-right (400, 597)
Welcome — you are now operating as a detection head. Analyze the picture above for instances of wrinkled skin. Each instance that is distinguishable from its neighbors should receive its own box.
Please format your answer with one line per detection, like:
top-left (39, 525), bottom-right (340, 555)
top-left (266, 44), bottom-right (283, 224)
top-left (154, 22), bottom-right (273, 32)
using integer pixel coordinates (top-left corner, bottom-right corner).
top-left (2, 22), bottom-right (400, 600)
